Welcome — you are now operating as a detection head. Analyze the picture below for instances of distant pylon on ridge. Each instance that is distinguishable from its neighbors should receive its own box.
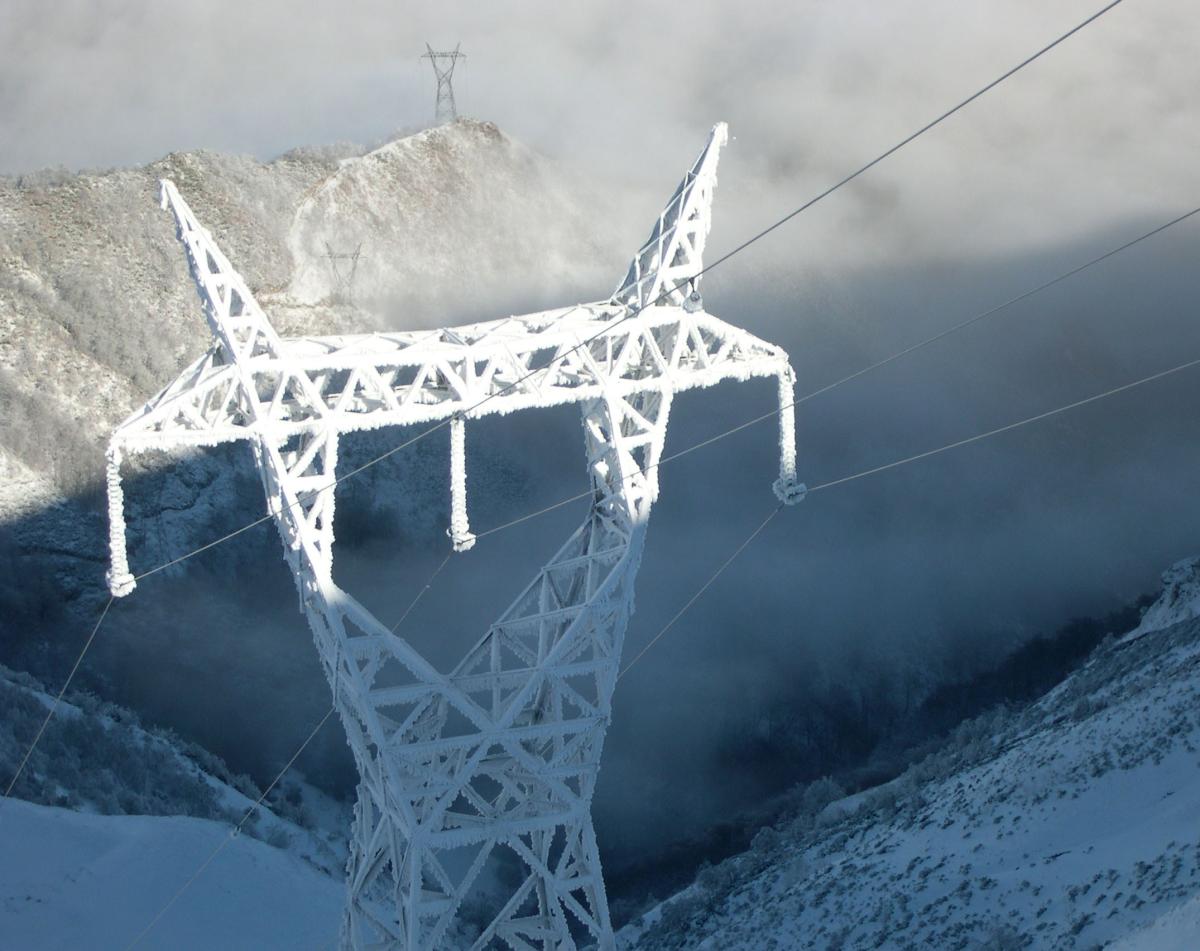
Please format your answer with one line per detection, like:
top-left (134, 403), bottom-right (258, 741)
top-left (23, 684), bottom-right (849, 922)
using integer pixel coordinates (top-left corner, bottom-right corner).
top-left (420, 42), bottom-right (465, 125)
top-left (324, 241), bottom-right (362, 306)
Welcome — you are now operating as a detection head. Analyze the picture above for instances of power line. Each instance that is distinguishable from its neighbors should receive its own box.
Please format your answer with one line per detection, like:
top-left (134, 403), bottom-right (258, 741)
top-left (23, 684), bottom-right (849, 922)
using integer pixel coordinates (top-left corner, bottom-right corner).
top-left (698, 0), bottom-right (1127, 281)
top-left (2, 596), bottom-right (114, 799)
top-left (787, 206), bottom-right (1200, 408)
top-left (390, 552), bottom-right (452, 633)
top-left (807, 355), bottom-right (1200, 494)
top-left (618, 503), bottom-right (785, 680)
top-left (617, 352), bottom-right (1200, 680)
top-left (122, 705), bottom-right (337, 951)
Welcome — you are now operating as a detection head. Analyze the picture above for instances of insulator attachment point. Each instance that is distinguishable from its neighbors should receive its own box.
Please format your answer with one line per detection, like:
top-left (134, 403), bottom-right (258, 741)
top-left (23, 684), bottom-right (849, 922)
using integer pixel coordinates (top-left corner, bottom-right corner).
top-left (449, 527), bottom-right (476, 553)
top-left (773, 479), bottom-right (807, 506)
top-left (107, 570), bottom-right (137, 598)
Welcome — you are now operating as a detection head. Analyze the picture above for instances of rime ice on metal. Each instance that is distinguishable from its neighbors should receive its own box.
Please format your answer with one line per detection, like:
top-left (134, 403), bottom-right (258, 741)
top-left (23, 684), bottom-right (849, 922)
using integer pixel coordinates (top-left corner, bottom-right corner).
top-left (104, 123), bottom-right (802, 950)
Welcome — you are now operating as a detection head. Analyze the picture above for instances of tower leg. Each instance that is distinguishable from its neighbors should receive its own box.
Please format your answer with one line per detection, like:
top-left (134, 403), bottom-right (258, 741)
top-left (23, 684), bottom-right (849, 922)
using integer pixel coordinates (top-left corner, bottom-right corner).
top-left (249, 383), bottom-right (670, 948)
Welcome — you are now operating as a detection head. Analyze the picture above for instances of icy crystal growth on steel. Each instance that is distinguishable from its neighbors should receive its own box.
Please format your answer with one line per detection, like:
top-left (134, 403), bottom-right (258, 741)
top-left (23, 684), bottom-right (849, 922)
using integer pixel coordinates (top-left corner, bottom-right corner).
top-left (105, 123), bottom-right (801, 949)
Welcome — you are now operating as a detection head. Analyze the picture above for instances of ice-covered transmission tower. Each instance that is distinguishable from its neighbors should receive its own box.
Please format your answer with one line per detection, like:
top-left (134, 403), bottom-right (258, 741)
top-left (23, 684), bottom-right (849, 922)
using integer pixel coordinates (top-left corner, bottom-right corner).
top-left (103, 123), bottom-right (803, 950)
top-left (421, 42), bottom-right (464, 124)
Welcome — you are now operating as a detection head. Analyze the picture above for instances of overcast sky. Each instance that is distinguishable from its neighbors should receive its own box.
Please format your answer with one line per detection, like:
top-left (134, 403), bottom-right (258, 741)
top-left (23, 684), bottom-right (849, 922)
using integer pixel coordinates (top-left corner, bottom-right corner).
top-left (7, 0), bottom-right (1200, 861)
top-left (3, 1), bottom-right (1196, 255)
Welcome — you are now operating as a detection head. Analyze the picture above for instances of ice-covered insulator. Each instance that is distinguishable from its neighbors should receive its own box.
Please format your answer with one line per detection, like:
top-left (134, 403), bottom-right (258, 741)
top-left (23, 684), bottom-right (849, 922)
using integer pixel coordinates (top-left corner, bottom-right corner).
top-left (448, 416), bottom-right (476, 552)
top-left (105, 443), bottom-right (137, 597)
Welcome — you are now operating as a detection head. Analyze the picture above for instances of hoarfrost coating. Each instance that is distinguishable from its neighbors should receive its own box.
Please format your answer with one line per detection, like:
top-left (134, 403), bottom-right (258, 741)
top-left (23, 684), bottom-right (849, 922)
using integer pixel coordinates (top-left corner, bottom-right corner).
top-left (103, 123), bottom-right (802, 949)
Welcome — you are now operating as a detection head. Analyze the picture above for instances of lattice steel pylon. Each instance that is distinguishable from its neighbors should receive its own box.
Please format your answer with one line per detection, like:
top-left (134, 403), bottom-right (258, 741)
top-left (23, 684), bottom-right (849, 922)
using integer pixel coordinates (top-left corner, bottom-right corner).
top-left (325, 241), bottom-right (363, 305)
top-left (103, 123), bottom-right (804, 950)
top-left (421, 43), bottom-right (465, 125)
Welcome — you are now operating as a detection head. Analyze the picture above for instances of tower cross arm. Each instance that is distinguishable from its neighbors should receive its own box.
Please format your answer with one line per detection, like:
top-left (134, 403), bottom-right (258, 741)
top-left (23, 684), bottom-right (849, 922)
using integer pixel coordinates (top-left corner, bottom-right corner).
top-left (109, 303), bottom-right (793, 456)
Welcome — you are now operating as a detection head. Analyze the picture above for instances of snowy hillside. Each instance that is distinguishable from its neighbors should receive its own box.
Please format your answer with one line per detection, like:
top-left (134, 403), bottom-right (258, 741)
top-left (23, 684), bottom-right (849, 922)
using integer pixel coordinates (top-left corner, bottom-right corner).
top-left (1125, 556), bottom-right (1200, 643)
top-left (0, 119), bottom-right (611, 513)
top-left (621, 557), bottom-right (1200, 950)
top-left (1, 796), bottom-right (343, 951)
top-left (284, 121), bottom-right (611, 311)
top-left (0, 663), bottom-right (349, 868)
top-left (0, 662), bottom-right (351, 948)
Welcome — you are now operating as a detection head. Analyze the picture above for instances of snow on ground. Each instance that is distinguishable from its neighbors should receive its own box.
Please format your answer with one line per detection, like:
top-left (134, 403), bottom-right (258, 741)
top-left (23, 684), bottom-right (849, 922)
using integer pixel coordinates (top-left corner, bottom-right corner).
top-left (0, 664), bottom-right (352, 948)
top-left (1109, 890), bottom-right (1200, 951)
top-left (0, 663), bottom-right (349, 879)
top-left (622, 569), bottom-right (1200, 950)
top-left (0, 796), bottom-right (342, 951)
top-left (282, 119), bottom-right (614, 316)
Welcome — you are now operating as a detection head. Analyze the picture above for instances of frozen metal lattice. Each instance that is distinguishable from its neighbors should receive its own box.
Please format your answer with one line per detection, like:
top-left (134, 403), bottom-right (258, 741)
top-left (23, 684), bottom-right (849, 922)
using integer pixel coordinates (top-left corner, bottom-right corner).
top-left (104, 123), bottom-right (801, 950)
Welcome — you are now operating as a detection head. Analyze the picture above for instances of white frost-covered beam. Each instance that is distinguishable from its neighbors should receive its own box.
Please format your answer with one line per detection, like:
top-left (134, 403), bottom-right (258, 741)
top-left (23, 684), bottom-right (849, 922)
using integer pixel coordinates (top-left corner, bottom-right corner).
top-left (109, 308), bottom-right (792, 451)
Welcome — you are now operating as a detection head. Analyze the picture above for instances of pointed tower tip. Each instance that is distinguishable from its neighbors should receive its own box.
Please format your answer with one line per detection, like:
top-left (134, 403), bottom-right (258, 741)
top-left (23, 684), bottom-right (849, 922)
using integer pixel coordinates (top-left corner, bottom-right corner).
top-left (612, 123), bottom-right (731, 311)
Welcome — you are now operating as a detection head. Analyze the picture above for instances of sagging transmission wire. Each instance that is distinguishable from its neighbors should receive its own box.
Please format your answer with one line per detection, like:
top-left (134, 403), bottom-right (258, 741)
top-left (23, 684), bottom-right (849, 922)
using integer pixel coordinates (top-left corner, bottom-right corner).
top-left (617, 351), bottom-right (1200, 679)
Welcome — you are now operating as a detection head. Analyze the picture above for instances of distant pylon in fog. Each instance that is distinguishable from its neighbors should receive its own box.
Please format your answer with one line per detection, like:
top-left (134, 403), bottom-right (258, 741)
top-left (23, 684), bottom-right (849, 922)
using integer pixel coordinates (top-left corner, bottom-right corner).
top-left (324, 241), bottom-right (362, 305)
top-left (421, 43), bottom-right (465, 124)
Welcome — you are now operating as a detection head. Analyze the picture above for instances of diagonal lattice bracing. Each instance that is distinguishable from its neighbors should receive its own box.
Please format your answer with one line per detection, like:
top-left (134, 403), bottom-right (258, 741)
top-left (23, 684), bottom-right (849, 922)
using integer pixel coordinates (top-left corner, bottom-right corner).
top-left (422, 43), bottom-right (465, 125)
top-left (104, 123), bottom-right (803, 949)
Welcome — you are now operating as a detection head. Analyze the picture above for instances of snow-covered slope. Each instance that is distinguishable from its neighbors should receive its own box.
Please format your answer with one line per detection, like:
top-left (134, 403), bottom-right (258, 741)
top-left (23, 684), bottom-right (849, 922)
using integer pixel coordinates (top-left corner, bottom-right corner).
top-left (0, 664), bottom-right (349, 870)
top-left (0, 119), bottom-right (609, 516)
top-left (0, 796), bottom-right (342, 951)
top-left (622, 559), bottom-right (1200, 949)
top-left (0, 662), bottom-right (352, 948)
top-left (284, 121), bottom-right (612, 313)
top-left (1109, 891), bottom-right (1200, 951)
